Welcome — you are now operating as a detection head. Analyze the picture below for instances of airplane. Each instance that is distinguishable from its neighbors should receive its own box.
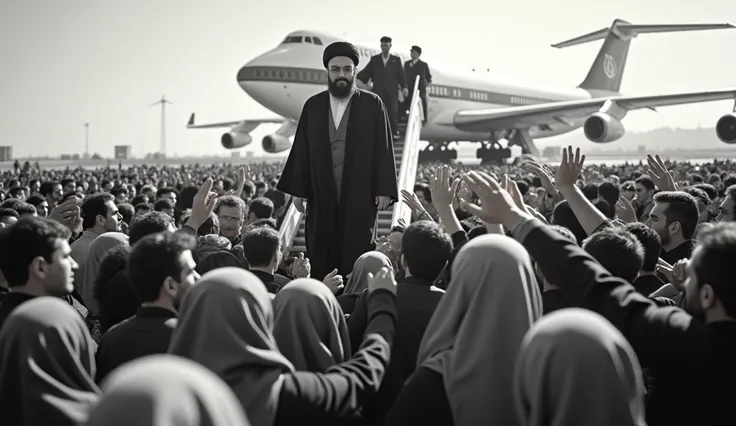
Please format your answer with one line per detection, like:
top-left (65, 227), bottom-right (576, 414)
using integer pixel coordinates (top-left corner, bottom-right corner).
top-left (187, 18), bottom-right (736, 161)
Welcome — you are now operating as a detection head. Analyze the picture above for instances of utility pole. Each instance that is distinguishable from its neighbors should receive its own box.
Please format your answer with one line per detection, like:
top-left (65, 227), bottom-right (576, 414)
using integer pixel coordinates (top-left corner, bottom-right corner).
top-left (84, 122), bottom-right (90, 158)
top-left (150, 95), bottom-right (173, 156)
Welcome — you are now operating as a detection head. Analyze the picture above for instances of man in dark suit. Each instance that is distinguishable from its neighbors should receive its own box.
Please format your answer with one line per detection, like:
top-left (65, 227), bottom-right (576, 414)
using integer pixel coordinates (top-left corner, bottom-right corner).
top-left (404, 45), bottom-right (432, 124)
top-left (357, 36), bottom-right (407, 141)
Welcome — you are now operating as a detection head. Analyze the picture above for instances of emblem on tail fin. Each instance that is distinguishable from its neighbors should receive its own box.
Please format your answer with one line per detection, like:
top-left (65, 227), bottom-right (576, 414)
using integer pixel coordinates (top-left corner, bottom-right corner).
top-left (603, 53), bottom-right (617, 79)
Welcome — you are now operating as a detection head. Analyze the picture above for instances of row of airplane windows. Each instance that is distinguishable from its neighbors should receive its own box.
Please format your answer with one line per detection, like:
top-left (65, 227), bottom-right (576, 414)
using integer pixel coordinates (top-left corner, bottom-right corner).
top-left (243, 67), bottom-right (546, 105)
top-left (510, 95), bottom-right (543, 105)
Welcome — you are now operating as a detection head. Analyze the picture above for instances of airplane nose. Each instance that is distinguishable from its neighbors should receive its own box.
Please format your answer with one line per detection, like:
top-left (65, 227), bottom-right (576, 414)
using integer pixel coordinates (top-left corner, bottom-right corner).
top-left (237, 49), bottom-right (288, 97)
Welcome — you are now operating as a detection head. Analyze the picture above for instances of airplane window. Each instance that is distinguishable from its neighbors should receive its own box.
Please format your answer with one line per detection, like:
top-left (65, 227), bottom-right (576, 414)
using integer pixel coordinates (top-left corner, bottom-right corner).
top-left (313, 37), bottom-right (323, 45)
top-left (281, 36), bottom-right (303, 44)
top-left (305, 36), bottom-right (313, 43)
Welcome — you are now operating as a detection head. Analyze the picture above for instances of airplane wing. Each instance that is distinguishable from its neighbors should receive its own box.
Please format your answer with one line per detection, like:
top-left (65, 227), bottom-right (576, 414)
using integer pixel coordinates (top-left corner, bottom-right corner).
top-left (186, 113), bottom-right (283, 130)
top-left (450, 88), bottom-right (736, 133)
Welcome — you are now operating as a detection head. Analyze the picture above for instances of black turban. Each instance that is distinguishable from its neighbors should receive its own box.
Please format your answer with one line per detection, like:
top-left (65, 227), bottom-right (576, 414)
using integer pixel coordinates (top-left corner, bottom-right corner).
top-left (322, 41), bottom-right (359, 69)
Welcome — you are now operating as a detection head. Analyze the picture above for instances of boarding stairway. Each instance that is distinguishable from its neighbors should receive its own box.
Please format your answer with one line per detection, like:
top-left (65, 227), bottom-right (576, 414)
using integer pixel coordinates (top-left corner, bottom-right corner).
top-left (278, 77), bottom-right (424, 262)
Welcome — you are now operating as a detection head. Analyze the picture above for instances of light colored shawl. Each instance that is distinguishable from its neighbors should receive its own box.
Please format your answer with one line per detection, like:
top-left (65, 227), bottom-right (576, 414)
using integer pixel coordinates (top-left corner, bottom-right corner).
top-left (514, 308), bottom-right (647, 426)
top-left (168, 267), bottom-right (294, 426)
top-left (87, 355), bottom-right (251, 426)
top-left (343, 251), bottom-right (392, 294)
top-left (0, 297), bottom-right (100, 426)
top-left (81, 232), bottom-right (129, 315)
top-left (273, 278), bottom-right (351, 372)
top-left (418, 234), bottom-right (543, 426)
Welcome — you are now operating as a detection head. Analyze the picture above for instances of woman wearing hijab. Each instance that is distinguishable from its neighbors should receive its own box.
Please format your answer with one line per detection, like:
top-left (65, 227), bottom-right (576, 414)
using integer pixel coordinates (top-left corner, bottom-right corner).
top-left (514, 309), bottom-right (647, 426)
top-left (384, 234), bottom-right (543, 426)
top-left (80, 232), bottom-right (129, 315)
top-left (87, 355), bottom-right (251, 426)
top-left (273, 278), bottom-right (351, 372)
top-left (0, 297), bottom-right (100, 426)
top-left (338, 251), bottom-right (392, 315)
top-left (169, 267), bottom-right (397, 426)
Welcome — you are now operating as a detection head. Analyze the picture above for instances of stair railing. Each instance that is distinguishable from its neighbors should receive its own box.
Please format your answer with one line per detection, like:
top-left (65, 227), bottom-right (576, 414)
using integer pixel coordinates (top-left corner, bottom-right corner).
top-left (391, 76), bottom-right (423, 228)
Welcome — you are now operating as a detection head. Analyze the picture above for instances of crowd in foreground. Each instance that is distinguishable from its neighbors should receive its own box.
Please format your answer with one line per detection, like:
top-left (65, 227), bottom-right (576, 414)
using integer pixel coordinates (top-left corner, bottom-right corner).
top-left (0, 150), bottom-right (735, 426)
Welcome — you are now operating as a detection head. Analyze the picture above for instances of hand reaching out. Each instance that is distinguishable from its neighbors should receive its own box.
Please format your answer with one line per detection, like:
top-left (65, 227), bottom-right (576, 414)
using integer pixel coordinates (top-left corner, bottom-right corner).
top-left (323, 268), bottom-right (344, 294)
top-left (646, 154), bottom-right (678, 191)
top-left (615, 196), bottom-right (637, 223)
top-left (291, 252), bottom-right (311, 278)
top-left (522, 161), bottom-right (557, 195)
top-left (556, 146), bottom-right (586, 189)
top-left (462, 171), bottom-right (521, 225)
top-left (367, 267), bottom-right (396, 295)
top-left (430, 165), bottom-right (460, 207)
top-left (188, 178), bottom-right (218, 230)
top-left (401, 190), bottom-right (426, 215)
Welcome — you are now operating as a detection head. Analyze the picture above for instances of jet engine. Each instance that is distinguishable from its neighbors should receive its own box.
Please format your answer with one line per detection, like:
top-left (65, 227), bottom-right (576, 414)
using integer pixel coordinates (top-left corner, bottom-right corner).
top-left (716, 114), bottom-right (736, 144)
top-left (583, 112), bottom-right (626, 143)
top-left (262, 134), bottom-right (292, 153)
top-left (221, 132), bottom-right (252, 149)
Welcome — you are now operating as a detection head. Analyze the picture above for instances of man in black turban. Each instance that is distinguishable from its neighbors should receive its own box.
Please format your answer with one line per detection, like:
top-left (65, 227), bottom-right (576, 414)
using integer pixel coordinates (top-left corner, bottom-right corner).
top-left (322, 41), bottom-right (359, 69)
top-left (277, 39), bottom-right (398, 281)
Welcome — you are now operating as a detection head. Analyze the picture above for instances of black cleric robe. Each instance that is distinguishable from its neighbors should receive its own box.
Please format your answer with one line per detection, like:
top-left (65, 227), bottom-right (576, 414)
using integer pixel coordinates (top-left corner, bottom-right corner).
top-left (277, 89), bottom-right (398, 281)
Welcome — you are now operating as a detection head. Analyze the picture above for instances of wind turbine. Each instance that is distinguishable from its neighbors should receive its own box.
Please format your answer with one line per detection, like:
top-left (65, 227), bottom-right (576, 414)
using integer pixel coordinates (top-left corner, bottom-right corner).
top-left (150, 95), bottom-right (173, 155)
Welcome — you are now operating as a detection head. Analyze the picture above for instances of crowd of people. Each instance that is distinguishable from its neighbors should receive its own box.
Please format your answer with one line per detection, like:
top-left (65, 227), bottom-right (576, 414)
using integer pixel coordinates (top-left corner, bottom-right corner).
top-left (0, 149), bottom-right (735, 425)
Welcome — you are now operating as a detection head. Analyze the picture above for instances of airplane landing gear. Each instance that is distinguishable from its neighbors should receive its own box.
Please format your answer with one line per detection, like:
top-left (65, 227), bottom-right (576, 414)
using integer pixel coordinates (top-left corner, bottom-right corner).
top-left (418, 141), bottom-right (458, 164)
top-left (507, 129), bottom-right (540, 157)
top-left (476, 135), bottom-right (511, 165)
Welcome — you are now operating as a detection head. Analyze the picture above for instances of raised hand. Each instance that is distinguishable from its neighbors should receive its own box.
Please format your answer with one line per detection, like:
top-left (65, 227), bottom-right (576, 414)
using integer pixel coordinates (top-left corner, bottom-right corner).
top-left (400, 190), bottom-right (426, 214)
top-left (462, 171), bottom-right (520, 225)
top-left (367, 266), bottom-right (396, 295)
top-left (522, 161), bottom-right (557, 195)
top-left (188, 178), bottom-right (218, 230)
top-left (323, 268), bottom-right (344, 294)
top-left (556, 146), bottom-right (586, 189)
top-left (646, 154), bottom-right (678, 191)
top-left (291, 252), bottom-right (311, 278)
top-left (430, 165), bottom-right (460, 207)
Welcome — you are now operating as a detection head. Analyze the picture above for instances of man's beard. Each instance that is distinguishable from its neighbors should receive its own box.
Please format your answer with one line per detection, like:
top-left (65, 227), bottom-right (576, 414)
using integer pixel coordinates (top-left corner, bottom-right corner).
top-left (328, 77), bottom-right (354, 98)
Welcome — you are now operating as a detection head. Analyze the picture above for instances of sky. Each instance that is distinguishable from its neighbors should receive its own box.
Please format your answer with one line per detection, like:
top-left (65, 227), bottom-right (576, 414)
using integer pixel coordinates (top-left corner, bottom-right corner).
top-left (1, 0), bottom-right (735, 158)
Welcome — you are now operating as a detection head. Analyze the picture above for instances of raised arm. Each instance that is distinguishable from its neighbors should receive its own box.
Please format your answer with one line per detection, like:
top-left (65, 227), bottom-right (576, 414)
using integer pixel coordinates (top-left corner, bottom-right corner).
top-left (461, 171), bottom-right (703, 368)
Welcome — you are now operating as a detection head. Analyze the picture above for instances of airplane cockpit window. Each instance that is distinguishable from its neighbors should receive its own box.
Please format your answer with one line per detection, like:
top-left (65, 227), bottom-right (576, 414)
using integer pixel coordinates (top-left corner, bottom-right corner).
top-left (305, 36), bottom-right (313, 43)
top-left (281, 36), bottom-right (303, 44)
top-left (313, 36), bottom-right (323, 45)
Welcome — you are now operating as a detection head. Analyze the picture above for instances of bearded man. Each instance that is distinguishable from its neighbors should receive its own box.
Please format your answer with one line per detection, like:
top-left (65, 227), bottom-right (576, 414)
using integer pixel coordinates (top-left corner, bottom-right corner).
top-left (277, 41), bottom-right (398, 281)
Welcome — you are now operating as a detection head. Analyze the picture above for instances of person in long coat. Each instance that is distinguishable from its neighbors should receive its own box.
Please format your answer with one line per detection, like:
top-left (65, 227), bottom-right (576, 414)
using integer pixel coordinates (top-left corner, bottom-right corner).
top-left (277, 41), bottom-right (398, 281)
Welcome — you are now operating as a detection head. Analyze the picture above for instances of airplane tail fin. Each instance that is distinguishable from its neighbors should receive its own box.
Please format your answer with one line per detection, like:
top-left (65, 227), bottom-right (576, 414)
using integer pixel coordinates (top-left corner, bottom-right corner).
top-left (552, 19), bottom-right (734, 93)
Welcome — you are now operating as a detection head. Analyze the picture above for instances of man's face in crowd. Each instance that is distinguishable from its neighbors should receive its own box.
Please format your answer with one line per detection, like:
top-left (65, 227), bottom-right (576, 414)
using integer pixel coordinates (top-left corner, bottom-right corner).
top-left (218, 205), bottom-right (244, 239)
top-left (103, 200), bottom-right (122, 232)
top-left (36, 201), bottom-right (49, 217)
top-left (646, 202), bottom-right (672, 245)
top-left (635, 183), bottom-right (653, 205)
top-left (51, 184), bottom-right (63, 202)
top-left (37, 238), bottom-right (78, 297)
top-left (172, 250), bottom-right (199, 309)
top-left (328, 56), bottom-right (356, 99)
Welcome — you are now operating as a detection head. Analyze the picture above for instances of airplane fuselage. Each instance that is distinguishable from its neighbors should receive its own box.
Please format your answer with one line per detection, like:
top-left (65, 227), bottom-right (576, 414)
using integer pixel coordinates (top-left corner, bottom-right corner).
top-left (237, 30), bottom-right (609, 144)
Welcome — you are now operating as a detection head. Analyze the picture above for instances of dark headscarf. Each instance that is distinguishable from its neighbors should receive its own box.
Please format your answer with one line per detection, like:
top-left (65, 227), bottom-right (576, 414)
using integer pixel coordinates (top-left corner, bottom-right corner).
top-left (273, 279), bottom-right (351, 372)
top-left (87, 355), bottom-right (251, 426)
top-left (0, 297), bottom-right (100, 425)
top-left (323, 41), bottom-right (359, 68)
top-left (515, 309), bottom-right (646, 426)
top-left (168, 268), bottom-right (294, 426)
